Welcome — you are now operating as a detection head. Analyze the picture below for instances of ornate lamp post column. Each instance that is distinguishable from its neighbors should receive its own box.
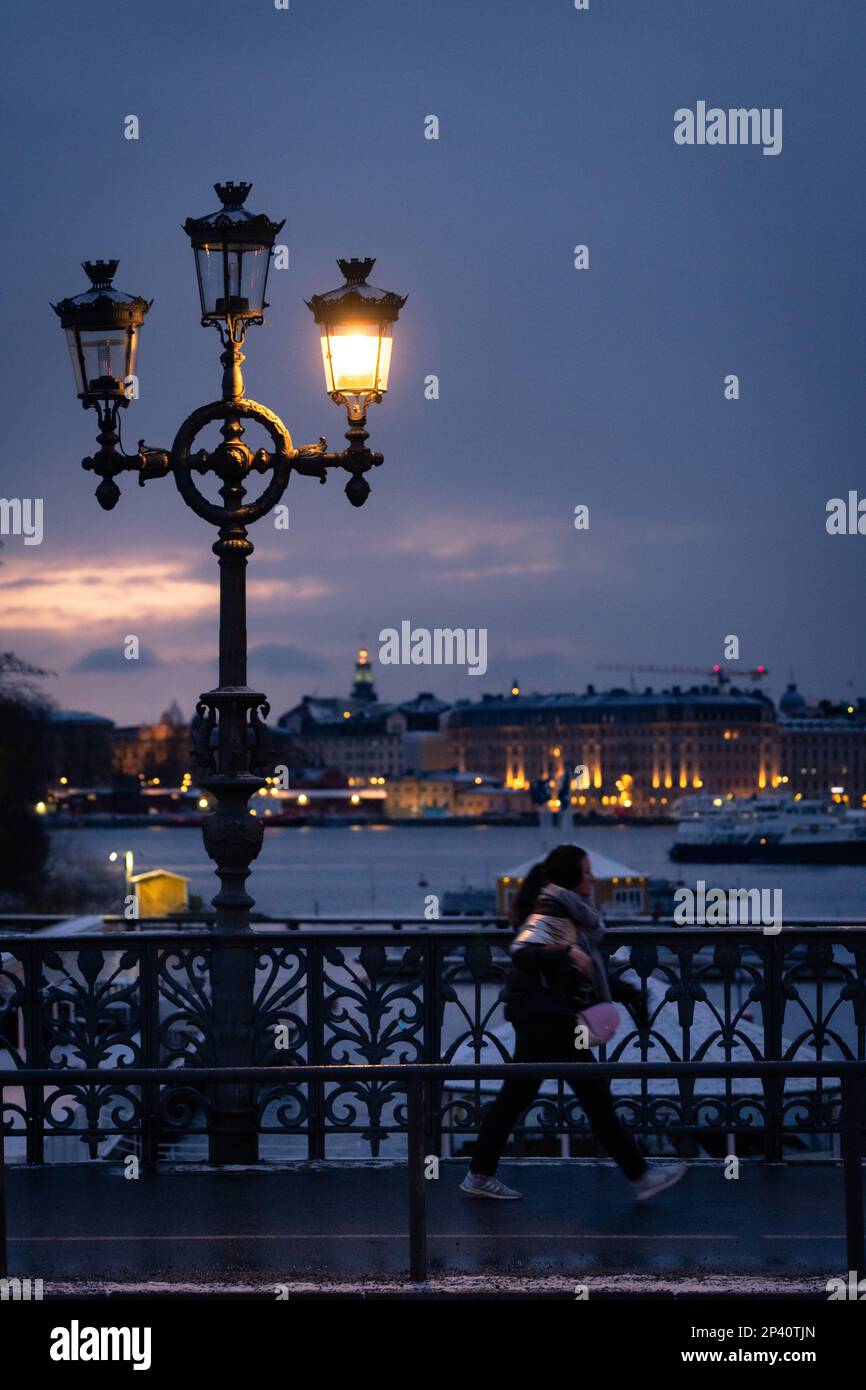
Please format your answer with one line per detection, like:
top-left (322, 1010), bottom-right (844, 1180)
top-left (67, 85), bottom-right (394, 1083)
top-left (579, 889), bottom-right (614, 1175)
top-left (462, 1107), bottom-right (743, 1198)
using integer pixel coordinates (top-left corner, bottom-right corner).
top-left (53, 182), bottom-right (405, 1161)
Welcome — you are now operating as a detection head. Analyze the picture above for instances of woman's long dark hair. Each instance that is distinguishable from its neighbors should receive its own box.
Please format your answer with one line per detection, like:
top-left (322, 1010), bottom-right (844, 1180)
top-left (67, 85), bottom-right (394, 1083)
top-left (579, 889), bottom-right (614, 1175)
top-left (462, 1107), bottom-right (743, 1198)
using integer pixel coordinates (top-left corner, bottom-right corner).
top-left (509, 844), bottom-right (589, 927)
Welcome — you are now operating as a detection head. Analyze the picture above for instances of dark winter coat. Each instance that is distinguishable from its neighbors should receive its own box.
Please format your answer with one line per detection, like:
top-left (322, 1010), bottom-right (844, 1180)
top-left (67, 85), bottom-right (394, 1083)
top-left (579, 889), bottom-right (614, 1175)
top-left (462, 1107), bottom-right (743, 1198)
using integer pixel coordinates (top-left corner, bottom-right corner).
top-left (500, 885), bottom-right (645, 1024)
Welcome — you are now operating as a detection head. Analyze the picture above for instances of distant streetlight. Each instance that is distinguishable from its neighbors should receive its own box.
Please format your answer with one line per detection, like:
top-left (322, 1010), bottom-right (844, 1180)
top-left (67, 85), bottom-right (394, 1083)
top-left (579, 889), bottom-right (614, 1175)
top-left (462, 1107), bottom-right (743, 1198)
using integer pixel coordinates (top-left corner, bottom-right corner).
top-left (108, 849), bottom-right (134, 886)
top-left (109, 850), bottom-right (135, 920)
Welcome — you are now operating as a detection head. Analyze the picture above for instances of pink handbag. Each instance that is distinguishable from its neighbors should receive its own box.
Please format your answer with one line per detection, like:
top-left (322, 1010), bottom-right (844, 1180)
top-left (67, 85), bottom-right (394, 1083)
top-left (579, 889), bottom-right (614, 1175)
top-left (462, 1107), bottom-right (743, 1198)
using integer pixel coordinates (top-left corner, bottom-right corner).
top-left (577, 1002), bottom-right (620, 1046)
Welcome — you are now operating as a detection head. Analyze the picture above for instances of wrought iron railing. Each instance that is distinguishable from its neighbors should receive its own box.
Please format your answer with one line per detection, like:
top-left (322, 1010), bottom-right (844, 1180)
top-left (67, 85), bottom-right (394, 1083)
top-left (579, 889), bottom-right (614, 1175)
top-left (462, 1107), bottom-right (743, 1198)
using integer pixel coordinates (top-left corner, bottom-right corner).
top-left (1, 918), bottom-right (866, 1162)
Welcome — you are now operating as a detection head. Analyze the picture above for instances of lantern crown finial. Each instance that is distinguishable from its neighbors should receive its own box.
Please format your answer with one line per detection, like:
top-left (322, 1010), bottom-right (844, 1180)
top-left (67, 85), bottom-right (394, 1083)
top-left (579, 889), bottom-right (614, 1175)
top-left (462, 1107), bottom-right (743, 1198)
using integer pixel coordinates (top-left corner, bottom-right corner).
top-left (338, 257), bottom-right (376, 286)
top-left (82, 259), bottom-right (119, 290)
top-left (306, 261), bottom-right (406, 325)
top-left (214, 181), bottom-right (253, 209)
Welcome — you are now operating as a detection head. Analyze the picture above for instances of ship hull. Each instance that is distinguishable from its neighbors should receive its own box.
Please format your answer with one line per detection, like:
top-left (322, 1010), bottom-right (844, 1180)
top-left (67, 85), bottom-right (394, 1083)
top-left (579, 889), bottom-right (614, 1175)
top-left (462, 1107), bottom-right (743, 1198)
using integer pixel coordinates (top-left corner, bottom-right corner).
top-left (670, 841), bottom-right (866, 864)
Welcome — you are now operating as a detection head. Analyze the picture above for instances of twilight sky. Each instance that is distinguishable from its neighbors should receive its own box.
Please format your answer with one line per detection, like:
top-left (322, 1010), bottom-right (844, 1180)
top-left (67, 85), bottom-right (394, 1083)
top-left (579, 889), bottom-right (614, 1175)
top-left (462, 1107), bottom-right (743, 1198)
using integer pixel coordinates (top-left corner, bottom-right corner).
top-left (2, 0), bottom-right (865, 725)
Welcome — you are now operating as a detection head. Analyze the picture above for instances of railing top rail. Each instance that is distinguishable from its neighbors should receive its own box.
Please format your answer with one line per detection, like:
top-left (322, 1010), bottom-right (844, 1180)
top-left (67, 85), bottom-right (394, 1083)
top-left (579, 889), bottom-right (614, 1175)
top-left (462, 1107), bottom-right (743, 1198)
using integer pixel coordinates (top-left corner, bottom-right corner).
top-left (91, 913), bottom-right (866, 925)
top-left (5, 914), bottom-right (866, 932)
top-left (3, 922), bottom-right (866, 944)
top-left (2, 1061), bottom-right (866, 1085)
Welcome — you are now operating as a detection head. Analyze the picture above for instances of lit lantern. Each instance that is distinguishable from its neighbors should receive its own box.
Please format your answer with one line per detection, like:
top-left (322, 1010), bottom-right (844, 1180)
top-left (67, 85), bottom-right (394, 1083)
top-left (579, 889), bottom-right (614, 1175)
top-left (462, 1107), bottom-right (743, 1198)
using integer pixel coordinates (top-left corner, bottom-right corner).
top-left (183, 181), bottom-right (284, 324)
top-left (307, 258), bottom-right (406, 404)
top-left (53, 260), bottom-right (151, 403)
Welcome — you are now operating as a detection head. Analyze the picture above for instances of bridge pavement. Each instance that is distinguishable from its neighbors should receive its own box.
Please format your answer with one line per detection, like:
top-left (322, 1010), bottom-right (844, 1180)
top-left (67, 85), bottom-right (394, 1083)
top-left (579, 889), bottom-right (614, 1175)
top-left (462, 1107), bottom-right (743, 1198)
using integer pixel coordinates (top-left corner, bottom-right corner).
top-left (2, 1159), bottom-right (860, 1297)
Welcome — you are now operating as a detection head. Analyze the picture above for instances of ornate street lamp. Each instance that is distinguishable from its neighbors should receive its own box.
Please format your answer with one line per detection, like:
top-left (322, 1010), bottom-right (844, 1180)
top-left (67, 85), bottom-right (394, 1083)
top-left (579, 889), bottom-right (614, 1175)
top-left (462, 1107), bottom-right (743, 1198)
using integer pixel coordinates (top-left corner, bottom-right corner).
top-left (52, 182), bottom-right (405, 1162)
top-left (52, 261), bottom-right (152, 509)
top-left (307, 256), bottom-right (406, 505)
top-left (184, 180), bottom-right (281, 325)
top-left (55, 259), bottom-right (151, 404)
top-left (183, 180), bottom-right (284, 403)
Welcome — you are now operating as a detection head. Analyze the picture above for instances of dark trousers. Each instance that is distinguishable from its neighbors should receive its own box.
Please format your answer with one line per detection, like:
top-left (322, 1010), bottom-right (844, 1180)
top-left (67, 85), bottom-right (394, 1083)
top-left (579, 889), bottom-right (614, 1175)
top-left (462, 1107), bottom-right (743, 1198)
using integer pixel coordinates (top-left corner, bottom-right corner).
top-left (471, 1016), bottom-right (647, 1180)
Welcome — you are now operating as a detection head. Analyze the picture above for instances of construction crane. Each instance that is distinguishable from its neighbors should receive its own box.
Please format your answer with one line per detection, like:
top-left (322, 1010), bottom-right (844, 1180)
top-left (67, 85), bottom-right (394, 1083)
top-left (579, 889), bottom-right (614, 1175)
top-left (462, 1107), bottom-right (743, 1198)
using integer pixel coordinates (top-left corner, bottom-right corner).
top-left (596, 663), bottom-right (769, 690)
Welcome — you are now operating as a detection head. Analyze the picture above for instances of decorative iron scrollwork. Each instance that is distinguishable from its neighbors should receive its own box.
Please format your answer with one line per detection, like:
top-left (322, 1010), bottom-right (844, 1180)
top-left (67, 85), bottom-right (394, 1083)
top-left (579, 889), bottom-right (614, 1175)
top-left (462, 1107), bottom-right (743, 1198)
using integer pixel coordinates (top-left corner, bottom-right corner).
top-left (249, 700), bottom-right (273, 778)
top-left (190, 700), bottom-right (217, 777)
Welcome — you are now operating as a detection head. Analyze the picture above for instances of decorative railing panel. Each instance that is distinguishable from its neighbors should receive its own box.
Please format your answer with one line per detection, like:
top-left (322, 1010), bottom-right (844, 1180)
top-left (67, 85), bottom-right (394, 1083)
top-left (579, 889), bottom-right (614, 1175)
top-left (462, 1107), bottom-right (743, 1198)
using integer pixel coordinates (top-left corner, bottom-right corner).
top-left (1, 920), bottom-right (865, 1161)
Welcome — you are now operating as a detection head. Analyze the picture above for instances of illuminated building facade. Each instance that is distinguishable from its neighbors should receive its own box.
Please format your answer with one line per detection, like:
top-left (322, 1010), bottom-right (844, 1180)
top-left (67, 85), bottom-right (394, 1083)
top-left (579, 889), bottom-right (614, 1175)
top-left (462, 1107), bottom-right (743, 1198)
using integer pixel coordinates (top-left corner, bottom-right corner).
top-left (276, 650), bottom-right (451, 780)
top-left (446, 685), bottom-right (779, 813)
top-left (277, 697), bottom-right (407, 779)
top-left (112, 701), bottom-right (191, 786)
top-left (775, 683), bottom-right (866, 806)
top-left (778, 719), bottom-right (866, 806)
top-left (385, 771), bottom-right (530, 817)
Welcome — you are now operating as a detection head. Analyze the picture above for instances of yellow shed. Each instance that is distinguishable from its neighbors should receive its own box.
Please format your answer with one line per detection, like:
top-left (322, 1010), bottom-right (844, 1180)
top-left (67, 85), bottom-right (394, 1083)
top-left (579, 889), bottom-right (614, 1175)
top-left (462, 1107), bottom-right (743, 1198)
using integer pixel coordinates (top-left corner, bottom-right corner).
top-left (129, 868), bottom-right (189, 918)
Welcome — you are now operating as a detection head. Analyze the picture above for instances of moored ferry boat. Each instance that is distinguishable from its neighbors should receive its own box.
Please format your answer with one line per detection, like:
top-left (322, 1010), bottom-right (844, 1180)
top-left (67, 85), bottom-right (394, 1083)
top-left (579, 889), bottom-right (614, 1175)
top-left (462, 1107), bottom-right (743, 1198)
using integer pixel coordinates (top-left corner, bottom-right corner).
top-left (670, 794), bottom-right (866, 863)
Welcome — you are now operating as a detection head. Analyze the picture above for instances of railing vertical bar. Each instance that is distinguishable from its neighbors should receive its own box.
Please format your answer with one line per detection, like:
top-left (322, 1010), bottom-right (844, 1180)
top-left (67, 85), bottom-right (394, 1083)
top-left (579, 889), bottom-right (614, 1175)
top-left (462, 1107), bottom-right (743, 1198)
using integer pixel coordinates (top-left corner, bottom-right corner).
top-left (141, 943), bottom-right (158, 1168)
top-left (307, 942), bottom-right (324, 1160)
top-left (407, 1076), bottom-right (427, 1283)
top-left (764, 932), bottom-right (784, 1162)
top-left (0, 1081), bottom-right (7, 1277)
top-left (677, 940), bottom-right (695, 1161)
top-left (424, 938), bottom-right (440, 1154)
top-left (27, 941), bottom-right (43, 1166)
top-left (841, 1071), bottom-right (865, 1281)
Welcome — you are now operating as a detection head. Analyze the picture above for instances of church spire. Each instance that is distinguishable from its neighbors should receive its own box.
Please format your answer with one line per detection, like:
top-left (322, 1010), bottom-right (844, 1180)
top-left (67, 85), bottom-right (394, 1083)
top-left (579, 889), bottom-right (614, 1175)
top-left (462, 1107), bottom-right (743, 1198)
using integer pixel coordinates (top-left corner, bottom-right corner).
top-left (352, 646), bottom-right (377, 703)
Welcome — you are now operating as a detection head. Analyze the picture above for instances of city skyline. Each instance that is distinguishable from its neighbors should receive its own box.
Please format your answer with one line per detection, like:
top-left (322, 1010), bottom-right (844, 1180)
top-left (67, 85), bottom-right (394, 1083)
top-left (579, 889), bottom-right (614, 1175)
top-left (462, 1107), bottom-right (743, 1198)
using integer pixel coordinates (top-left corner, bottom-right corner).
top-left (21, 636), bottom-right (861, 730)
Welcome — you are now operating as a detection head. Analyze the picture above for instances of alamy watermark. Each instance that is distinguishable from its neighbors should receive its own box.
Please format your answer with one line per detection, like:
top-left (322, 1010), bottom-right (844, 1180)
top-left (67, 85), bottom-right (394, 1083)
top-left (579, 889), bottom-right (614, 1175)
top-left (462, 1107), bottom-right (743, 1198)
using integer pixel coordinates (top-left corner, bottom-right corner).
top-left (674, 103), bottom-right (782, 157)
top-left (379, 622), bottom-right (487, 676)
top-left (1, 1277), bottom-right (43, 1300)
top-left (0, 497), bottom-right (43, 545)
top-left (673, 880), bottom-right (782, 934)
top-left (50, 1321), bottom-right (151, 1369)
top-left (827, 1270), bottom-right (866, 1300)
top-left (826, 491), bottom-right (866, 534)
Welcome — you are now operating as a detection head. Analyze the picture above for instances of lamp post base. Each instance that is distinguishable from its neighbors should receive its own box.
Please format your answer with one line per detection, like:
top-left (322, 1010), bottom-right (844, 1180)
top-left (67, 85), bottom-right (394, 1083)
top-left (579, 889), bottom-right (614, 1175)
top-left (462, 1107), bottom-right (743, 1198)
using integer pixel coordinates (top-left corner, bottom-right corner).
top-left (192, 686), bottom-right (273, 1164)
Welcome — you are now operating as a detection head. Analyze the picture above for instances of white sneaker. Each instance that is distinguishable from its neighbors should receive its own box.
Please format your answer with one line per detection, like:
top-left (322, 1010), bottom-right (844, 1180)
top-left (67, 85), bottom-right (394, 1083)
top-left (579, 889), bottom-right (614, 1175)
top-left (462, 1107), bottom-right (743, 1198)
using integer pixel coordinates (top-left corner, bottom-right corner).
top-left (460, 1172), bottom-right (522, 1200)
top-left (630, 1160), bottom-right (687, 1201)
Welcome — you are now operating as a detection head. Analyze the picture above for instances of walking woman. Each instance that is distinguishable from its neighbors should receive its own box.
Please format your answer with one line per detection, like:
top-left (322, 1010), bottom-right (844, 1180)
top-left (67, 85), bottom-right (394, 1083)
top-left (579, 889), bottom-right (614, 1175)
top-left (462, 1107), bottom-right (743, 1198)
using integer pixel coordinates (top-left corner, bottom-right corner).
top-left (460, 844), bottom-right (686, 1201)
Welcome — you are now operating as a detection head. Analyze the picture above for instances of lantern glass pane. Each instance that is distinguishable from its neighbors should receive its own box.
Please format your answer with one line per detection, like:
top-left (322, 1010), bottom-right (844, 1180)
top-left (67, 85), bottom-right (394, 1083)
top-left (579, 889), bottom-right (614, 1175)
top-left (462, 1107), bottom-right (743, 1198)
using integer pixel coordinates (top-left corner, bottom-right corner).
top-left (321, 323), bottom-right (392, 394)
top-left (194, 243), bottom-right (271, 319)
top-left (72, 326), bottom-right (136, 397)
top-left (65, 326), bottom-right (86, 397)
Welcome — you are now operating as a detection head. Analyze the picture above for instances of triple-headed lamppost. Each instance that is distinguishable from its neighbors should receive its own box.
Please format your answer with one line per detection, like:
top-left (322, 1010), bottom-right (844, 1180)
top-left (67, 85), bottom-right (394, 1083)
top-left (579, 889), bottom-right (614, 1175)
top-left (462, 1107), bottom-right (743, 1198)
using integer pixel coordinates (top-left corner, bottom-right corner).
top-left (53, 182), bottom-right (405, 1160)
